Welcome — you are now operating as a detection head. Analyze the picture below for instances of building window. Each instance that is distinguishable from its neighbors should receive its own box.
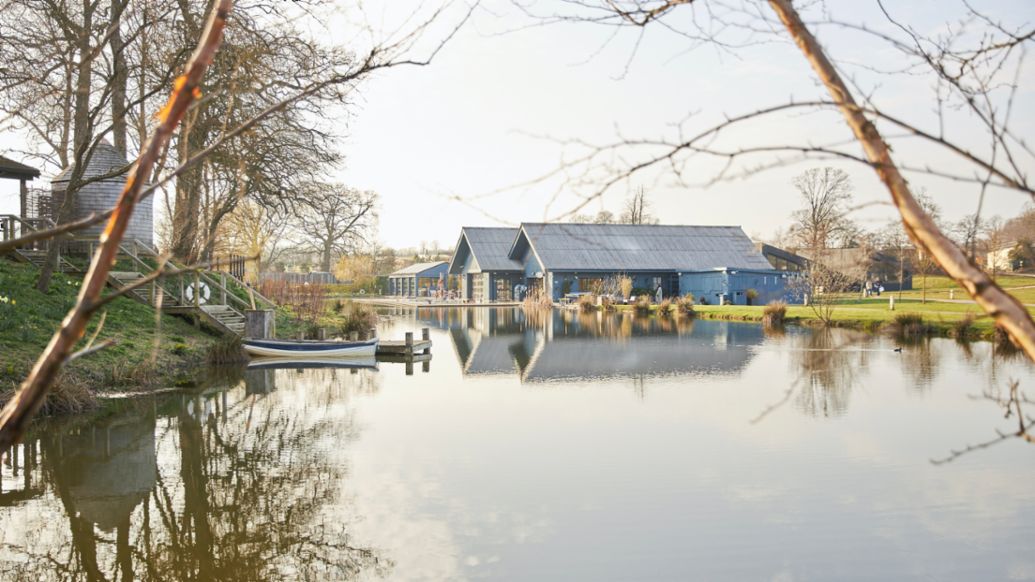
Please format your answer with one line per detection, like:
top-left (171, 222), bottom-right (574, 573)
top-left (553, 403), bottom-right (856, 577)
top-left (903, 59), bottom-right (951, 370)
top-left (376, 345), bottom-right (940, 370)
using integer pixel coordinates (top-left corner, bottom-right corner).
top-left (651, 276), bottom-right (662, 289)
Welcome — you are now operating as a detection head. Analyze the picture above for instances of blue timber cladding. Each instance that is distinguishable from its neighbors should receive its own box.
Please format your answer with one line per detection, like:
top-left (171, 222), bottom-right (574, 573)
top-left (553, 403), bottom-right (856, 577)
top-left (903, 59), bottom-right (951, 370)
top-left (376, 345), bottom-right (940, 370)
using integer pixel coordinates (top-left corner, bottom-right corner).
top-left (502, 223), bottom-right (795, 303)
top-left (448, 227), bottom-right (524, 301)
top-left (387, 261), bottom-right (448, 297)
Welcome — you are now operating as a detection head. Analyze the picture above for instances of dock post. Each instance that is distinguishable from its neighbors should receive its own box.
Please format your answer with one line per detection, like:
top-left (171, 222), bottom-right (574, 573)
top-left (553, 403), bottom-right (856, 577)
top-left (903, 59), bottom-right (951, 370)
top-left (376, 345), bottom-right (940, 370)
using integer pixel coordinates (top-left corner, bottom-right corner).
top-left (422, 328), bottom-right (430, 355)
top-left (369, 328), bottom-right (377, 340)
top-left (245, 310), bottom-right (274, 339)
top-left (405, 331), bottom-right (413, 355)
top-left (405, 360), bottom-right (414, 376)
top-left (349, 331), bottom-right (359, 341)
top-left (317, 328), bottom-right (327, 340)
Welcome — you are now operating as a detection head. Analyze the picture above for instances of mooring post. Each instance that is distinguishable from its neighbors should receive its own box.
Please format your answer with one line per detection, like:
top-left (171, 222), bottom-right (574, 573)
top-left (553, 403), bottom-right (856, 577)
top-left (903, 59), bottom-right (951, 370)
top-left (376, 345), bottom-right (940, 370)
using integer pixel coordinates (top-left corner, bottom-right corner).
top-left (422, 327), bottom-right (430, 355)
top-left (318, 328), bottom-right (327, 340)
top-left (405, 331), bottom-right (414, 355)
top-left (369, 328), bottom-right (377, 340)
top-left (889, 296), bottom-right (895, 311)
top-left (405, 360), bottom-right (414, 376)
top-left (349, 331), bottom-right (358, 341)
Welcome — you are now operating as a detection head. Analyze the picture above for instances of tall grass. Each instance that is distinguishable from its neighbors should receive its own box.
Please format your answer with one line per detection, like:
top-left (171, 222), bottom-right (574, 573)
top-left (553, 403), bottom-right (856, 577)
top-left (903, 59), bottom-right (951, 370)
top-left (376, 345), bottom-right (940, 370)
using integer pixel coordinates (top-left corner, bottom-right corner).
top-left (633, 295), bottom-right (652, 316)
top-left (762, 301), bottom-right (787, 328)
top-left (657, 298), bottom-right (673, 317)
top-left (675, 295), bottom-right (696, 317)
top-left (207, 336), bottom-right (245, 364)
top-left (891, 313), bottom-right (931, 340)
top-left (577, 294), bottom-right (598, 313)
top-left (523, 292), bottom-right (553, 312)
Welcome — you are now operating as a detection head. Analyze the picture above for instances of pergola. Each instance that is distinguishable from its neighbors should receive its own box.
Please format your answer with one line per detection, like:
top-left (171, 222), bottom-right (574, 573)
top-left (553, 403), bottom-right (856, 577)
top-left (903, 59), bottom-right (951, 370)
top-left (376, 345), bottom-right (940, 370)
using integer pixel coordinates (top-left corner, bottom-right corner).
top-left (0, 155), bottom-right (41, 218)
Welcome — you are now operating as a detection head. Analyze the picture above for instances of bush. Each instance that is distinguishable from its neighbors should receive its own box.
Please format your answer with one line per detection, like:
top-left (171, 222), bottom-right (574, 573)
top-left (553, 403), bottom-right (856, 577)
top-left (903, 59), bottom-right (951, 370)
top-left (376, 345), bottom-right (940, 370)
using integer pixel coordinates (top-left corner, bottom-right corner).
top-left (577, 294), bottom-right (598, 313)
top-left (633, 295), bottom-right (652, 316)
top-left (698, 296), bottom-right (709, 305)
top-left (630, 287), bottom-right (653, 299)
top-left (340, 304), bottom-right (378, 339)
top-left (675, 294), bottom-right (696, 317)
top-left (601, 296), bottom-right (616, 312)
top-left (762, 301), bottom-right (787, 328)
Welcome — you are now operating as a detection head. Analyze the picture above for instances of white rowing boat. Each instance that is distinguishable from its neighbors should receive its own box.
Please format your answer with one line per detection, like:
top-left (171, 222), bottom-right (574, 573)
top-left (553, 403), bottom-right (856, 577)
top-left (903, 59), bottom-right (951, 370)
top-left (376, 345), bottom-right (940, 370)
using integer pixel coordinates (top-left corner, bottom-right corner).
top-left (242, 337), bottom-right (378, 358)
top-left (246, 356), bottom-right (378, 370)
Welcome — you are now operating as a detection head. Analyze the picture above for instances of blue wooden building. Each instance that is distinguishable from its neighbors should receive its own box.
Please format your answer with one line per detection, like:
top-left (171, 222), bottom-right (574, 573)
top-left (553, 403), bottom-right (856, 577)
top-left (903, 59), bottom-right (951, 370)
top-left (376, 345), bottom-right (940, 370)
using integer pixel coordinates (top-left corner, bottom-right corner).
top-left (387, 261), bottom-right (449, 297)
top-left (448, 227), bottom-right (524, 302)
top-left (504, 223), bottom-right (793, 305)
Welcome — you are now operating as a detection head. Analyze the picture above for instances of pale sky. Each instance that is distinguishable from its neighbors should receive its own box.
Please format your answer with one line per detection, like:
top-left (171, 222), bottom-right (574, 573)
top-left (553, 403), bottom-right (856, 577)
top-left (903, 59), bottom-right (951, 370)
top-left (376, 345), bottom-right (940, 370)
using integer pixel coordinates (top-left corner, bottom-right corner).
top-left (2, 0), bottom-right (1033, 250)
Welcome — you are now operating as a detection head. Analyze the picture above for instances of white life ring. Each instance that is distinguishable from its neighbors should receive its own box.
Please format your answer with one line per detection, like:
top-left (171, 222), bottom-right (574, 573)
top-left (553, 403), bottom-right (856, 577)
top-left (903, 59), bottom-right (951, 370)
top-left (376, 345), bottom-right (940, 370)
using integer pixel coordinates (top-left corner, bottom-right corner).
top-left (185, 281), bottom-right (211, 305)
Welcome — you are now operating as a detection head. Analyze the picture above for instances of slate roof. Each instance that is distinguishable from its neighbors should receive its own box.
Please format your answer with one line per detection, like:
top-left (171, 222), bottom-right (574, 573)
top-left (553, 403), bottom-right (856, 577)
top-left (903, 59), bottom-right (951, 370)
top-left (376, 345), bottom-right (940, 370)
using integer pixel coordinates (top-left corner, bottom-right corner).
top-left (452, 227), bottom-right (522, 272)
top-left (389, 261), bottom-right (448, 277)
top-left (0, 155), bottom-right (40, 180)
top-left (513, 223), bottom-right (774, 272)
top-left (52, 141), bottom-right (129, 183)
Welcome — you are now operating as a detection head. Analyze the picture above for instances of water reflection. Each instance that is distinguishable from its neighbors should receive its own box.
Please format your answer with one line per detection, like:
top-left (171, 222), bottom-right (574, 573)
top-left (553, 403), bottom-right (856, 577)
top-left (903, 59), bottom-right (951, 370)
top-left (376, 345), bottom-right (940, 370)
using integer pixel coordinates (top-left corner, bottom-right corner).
top-left (1, 308), bottom-right (1033, 581)
top-left (0, 368), bottom-right (384, 581)
top-left (431, 308), bottom-right (764, 383)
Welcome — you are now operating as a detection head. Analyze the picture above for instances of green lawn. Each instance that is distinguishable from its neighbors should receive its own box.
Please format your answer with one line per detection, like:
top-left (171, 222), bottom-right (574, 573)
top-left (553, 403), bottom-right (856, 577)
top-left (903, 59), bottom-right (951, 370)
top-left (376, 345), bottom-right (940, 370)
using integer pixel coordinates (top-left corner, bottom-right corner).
top-left (0, 260), bottom-right (218, 394)
top-left (889, 275), bottom-right (1035, 304)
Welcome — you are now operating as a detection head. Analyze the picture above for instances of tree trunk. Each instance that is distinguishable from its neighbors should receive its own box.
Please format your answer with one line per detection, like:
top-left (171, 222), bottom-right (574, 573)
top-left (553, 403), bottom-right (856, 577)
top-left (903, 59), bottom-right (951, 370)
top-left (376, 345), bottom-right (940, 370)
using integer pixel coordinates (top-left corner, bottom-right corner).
top-left (768, 0), bottom-right (1035, 361)
top-left (109, 0), bottom-right (129, 155)
top-left (322, 239), bottom-right (333, 272)
top-left (38, 0), bottom-right (93, 292)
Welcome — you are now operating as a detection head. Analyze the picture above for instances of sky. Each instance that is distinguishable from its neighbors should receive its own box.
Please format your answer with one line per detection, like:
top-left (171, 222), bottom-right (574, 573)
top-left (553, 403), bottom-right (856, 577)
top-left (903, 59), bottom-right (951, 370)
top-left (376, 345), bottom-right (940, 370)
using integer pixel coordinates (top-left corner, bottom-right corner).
top-left (2, 0), bottom-right (1033, 250)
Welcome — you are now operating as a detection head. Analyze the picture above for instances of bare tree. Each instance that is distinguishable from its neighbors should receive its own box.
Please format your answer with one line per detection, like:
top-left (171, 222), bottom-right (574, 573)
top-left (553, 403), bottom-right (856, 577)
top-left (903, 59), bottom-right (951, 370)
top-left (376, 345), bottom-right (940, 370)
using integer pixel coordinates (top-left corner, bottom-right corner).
top-left (620, 187), bottom-right (657, 224)
top-left (503, 0), bottom-right (1035, 359)
top-left (789, 167), bottom-right (855, 251)
top-left (292, 184), bottom-right (378, 272)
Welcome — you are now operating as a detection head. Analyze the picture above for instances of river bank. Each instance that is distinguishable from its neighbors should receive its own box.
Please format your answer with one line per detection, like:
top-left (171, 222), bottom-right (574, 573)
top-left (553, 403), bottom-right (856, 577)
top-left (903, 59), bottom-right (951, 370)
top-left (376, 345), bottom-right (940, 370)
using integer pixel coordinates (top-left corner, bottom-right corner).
top-left (0, 260), bottom-right (222, 410)
top-left (610, 297), bottom-right (1035, 342)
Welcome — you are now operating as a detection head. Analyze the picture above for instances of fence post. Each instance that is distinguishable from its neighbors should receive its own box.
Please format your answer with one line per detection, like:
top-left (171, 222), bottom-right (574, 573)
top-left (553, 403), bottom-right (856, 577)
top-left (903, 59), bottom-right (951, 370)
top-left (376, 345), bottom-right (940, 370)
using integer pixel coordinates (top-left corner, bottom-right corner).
top-left (220, 273), bottom-right (227, 305)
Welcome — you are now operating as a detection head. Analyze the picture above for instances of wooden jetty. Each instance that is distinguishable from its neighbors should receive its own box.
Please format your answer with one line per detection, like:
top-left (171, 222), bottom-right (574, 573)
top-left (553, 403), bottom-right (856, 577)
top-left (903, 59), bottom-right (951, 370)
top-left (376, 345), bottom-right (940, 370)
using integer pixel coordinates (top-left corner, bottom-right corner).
top-left (376, 328), bottom-right (432, 357)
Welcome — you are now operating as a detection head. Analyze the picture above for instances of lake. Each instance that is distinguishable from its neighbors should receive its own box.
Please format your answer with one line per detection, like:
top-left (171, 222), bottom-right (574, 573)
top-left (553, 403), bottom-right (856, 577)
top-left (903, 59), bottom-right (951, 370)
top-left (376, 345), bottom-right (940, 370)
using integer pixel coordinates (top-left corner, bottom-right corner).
top-left (1, 306), bottom-right (1033, 581)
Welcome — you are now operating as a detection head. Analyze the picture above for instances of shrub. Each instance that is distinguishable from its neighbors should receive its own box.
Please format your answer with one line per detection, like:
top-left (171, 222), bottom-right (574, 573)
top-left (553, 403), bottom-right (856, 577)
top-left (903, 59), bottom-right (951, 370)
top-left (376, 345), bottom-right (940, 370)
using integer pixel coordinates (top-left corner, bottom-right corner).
top-left (698, 296), bottom-right (709, 305)
top-left (340, 304), bottom-right (378, 339)
top-left (633, 295), bottom-right (652, 316)
top-left (577, 294), bottom-right (598, 313)
top-left (171, 342), bottom-right (190, 356)
top-left (601, 296), bottom-right (616, 312)
top-left (657, 298), bottom-right (673, 317)
top-left (762, 301), bottom-right (787, 328)
top-left (675, 294), bottom-right (696, 317)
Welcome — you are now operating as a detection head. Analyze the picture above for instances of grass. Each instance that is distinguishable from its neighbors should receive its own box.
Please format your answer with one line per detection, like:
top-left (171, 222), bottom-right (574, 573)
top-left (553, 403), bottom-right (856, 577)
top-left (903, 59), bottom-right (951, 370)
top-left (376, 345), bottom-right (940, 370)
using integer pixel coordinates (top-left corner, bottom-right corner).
top-left (0, 260), bottom-right (219, 400)
top-left (894, 274), bottom-right (1035, 304)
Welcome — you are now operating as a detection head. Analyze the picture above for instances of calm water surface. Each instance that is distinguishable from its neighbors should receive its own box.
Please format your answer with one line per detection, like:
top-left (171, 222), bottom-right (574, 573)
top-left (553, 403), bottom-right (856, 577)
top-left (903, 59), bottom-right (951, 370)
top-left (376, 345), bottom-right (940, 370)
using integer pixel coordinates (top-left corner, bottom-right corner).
top-left (1, 307), bottom-right (1034, 581)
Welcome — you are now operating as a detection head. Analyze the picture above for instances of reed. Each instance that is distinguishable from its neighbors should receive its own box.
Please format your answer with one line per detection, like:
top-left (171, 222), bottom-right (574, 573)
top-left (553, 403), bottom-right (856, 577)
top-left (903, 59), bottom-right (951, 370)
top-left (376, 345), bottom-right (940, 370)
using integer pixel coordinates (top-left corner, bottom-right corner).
top-left (762, 301), bottom-right (787, 328)
top-left (633, 295), bottom-right (652, 316)
top-left (675, 294), bottom-right (696, 317)
top-left (657, 298), bottom-right (673, 317)
top-left (577, 294), bottom-right (598, 313)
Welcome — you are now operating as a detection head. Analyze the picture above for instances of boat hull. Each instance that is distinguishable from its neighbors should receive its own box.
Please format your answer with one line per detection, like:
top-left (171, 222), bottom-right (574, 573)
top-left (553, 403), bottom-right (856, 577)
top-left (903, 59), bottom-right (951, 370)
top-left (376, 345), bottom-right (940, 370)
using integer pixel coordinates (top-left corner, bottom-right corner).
top-left (242, 338), bottom-right (378, 358)
top-left (246, 356), bottom-right (378, 370)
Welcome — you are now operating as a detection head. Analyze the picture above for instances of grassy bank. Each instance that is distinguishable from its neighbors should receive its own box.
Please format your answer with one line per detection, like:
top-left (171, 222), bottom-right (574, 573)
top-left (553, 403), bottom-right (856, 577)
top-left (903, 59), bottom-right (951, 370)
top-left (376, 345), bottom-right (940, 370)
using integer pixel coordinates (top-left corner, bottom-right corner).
top-left (0, 260), bottom-right (221, 406)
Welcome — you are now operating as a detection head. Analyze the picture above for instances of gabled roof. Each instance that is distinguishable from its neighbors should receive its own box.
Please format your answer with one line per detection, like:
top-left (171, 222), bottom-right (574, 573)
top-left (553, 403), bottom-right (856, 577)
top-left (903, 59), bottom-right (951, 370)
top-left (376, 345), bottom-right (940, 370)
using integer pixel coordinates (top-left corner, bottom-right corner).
top-left (389, 261), bottom-right (448, 277)
top-left (0, 155), bottom-right (40, 180)
top-left (52, 141), bottom-right (129, 183)
top-left (449, 227), bottom-right (522, 273)
top-left (509, 223), bottom-right (774, 272)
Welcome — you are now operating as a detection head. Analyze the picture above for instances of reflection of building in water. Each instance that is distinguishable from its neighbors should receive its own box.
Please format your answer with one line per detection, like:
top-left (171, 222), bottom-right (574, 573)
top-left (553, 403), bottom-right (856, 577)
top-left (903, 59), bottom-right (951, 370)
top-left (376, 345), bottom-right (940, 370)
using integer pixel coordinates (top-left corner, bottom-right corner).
top-left (53, 414), bottom-right (158, 531)
top-left (448, 308), bottom-right (763, 382)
